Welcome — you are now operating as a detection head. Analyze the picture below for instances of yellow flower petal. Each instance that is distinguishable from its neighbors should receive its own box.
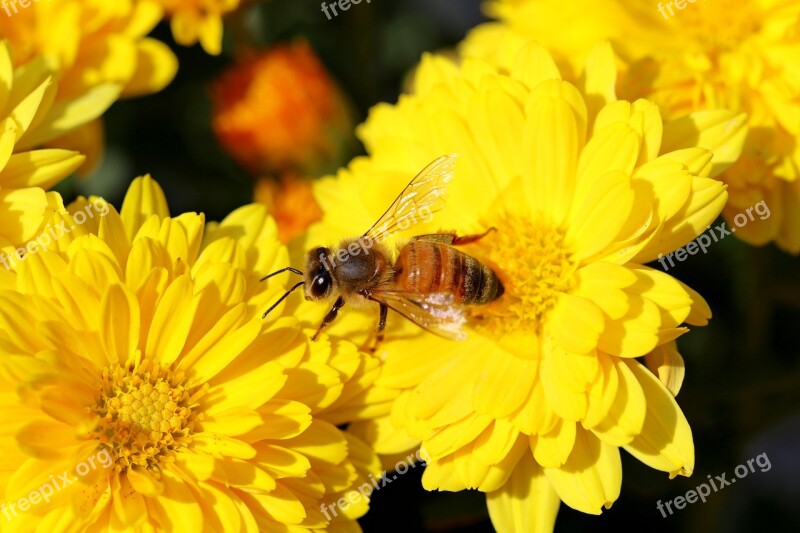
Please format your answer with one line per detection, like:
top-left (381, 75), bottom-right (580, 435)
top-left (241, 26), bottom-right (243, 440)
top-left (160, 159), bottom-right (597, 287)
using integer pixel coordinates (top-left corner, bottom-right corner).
top-left (121, 38), bottom-right (178, 98)
top-left (183, 313), bottom-right (261, 385)
top-left (549, 293), bottom-right (604, 354)
top-left (662, 110), bottom-right (749, 178)
top-left (120, 174), bottom-right (170, 240)
top-left (16, 84), bottom-right (121, 149)
top-left (486, 453), bottom-right (560, 533)
top-left (644, 341), bottom-right (685, 396)
top-left (574, 122), bottom-right (638, 199)
top-left (205, 361), bottom-right (287, 414)
top-left (0, 117), bottom-right (17, 169)
top-left (100, 283), bottom-right (140, 365)
top-left (473, 352), bottom-right (536, 418)
top-left (544, 430), bottom-right (621, 514)
top-left (247, 399), bottom-right (312, 441)
top-left (531, 418), bottom-right (576, 467)
top-left (8, 76), bottom-right (50, 140)
top-left (580, 41), bottom-right (617, 122)
top-left (148, 469), bottom-right (203, 529)
top-left (523, 80), bottom-right (584, 222)
top-left (509, 41), bottom-right (562, 89)
top-left (110, 475), bottom-right (148, 530)
top-left (170, 11), bottom-right (200, 46)
top-left (127, 467), bottom-right (163, 496)
top-left (636, 176), bottom-right (728, 262)
top-left (589, 357), bottom-right (646, 445)
top-left (201, 407), bottom-right (263, 437)
top-left (249, 483), bottom-right (307, 525)
top-left (144, 274), bottom-right (197, 366)
top-left (192, 432), bottom-right (257, 460)
top-left (623, 360), bottom-right (694, 477)
top-left (597, 295), bottom-right (661, 357)
top-left (0, 186), bottom-right (48, 242)
top-left (198, 14), bottom-right (223, 56)
top-left (567, 171), bottom-right (634, 259)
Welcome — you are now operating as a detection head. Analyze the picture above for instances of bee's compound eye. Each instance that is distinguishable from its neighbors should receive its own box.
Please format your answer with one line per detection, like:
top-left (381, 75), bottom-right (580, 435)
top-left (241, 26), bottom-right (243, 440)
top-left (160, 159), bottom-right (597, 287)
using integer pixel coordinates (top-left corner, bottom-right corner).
top-left (310, 273), bottom-right (331, 299)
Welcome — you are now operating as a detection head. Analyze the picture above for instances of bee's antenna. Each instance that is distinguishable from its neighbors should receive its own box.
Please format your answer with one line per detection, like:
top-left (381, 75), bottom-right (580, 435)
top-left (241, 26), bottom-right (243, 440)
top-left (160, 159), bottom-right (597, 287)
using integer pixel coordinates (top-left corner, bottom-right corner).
top-left (262, 281), bottom-right (304, 319)
top-left (260, 267), bottom-right (304, 282)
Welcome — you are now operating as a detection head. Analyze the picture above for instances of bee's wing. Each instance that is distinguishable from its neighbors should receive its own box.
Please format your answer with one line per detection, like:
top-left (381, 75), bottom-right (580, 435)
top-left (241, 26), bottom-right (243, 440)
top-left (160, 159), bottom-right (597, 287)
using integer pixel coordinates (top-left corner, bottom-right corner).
top-left (363, 154), bottom-right (457, 243)
top-left (369, 290), bottom-right (467, 341)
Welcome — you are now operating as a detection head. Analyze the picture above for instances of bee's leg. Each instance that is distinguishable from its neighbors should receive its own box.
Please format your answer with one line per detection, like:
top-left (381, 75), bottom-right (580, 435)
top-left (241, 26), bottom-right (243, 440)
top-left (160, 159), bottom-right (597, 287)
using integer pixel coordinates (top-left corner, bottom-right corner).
top-left (369, 303), bottom-right (389, 353)
top-left (311, 296), bottom-right (345, 341)
top-left (451, 227), bottom-right (496, 245)
top-left (411, 227), bottom-right (496, 246)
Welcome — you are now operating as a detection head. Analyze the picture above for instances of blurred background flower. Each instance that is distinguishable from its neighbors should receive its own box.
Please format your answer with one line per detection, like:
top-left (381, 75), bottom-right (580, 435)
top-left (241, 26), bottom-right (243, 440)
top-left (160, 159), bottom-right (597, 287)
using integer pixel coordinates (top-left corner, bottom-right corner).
top-left (212, 40), bottom-right (354, 177)
top-left (0, 40), bottom-right (104, 257)
top-left (156, 0), bottom-right (242, 55)
top-left (468, 0), bottom-right (800, 254)
top-left (0, 0), bottom-right (178, 172)
top-left (210, 39), bottom-right (354, 242)
top-left (253, 171), bottom-right (323, 243)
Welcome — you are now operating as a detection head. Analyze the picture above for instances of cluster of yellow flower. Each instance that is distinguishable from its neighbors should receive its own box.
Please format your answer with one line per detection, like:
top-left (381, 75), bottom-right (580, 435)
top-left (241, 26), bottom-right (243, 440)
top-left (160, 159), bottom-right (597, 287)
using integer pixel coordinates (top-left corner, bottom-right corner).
top-left (0, 0), bottom-right (796, 532)
top-left (0, 0), bottom-right (241, 251)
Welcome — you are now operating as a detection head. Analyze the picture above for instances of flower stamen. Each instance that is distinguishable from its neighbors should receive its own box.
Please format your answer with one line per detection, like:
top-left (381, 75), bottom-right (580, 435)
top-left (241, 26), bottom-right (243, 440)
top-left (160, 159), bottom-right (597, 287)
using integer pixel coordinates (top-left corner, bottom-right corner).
top-left (92, 359), bottom-right (206, 473)
top-left (468, 214), bottom-right (576, 336)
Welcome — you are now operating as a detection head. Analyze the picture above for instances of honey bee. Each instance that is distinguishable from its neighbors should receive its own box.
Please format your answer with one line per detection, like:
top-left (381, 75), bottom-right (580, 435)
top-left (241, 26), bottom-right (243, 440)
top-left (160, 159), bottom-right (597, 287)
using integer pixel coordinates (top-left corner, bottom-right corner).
top-left (261, 154), bottom-right (504, 349)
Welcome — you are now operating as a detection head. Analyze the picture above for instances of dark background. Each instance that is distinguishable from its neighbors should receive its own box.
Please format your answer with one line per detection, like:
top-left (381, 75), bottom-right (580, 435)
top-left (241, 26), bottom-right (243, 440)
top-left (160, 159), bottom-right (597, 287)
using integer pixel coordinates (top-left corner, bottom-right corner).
top-left (56, 1), bottom-right (800, 531)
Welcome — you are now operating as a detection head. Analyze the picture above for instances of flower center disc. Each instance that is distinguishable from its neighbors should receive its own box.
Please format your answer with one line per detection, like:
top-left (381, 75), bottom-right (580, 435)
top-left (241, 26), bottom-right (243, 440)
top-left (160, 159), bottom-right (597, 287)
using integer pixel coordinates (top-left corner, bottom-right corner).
top-left (94, 359), bottom-right (204, 472)
top-left (468, 214), bottom-right (575, 336)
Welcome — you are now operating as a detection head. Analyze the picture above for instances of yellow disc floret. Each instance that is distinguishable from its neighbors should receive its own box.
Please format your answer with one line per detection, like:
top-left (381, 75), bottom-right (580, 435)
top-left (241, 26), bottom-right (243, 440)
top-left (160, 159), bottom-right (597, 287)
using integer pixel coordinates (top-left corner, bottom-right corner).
top-left (93, 359), bottom-right (206, 473)
top-left (469, 213), bottom-right (576, 336)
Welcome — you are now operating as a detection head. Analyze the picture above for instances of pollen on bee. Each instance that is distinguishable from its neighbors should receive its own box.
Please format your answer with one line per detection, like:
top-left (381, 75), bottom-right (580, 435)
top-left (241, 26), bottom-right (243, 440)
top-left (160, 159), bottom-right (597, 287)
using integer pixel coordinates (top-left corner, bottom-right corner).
top-left (424, 293), bottom-right (466, 326)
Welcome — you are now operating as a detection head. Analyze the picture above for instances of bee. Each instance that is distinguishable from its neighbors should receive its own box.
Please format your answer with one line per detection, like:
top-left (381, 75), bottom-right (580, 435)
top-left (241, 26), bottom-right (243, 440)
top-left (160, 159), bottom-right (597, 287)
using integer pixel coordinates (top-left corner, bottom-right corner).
top-left (260, 154), bottom-right (504, 349)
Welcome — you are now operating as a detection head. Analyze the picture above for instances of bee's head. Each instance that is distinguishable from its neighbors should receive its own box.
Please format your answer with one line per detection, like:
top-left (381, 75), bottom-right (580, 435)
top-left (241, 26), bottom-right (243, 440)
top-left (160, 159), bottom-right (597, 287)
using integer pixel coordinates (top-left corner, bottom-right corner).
top-left (303, 247), bottom-right (335, 301)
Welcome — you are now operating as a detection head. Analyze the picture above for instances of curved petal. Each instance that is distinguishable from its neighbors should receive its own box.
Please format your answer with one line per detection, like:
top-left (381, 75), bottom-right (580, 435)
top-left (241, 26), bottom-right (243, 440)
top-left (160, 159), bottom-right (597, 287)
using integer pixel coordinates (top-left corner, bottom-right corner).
top-left (487, 453), bottom-right (560, 533)
top-left (120, 174), bottom-right (170, 240)
top-left (623, 359), bottom-right (694, 477)
top-left (661, 110), bottom-right (748, 178)
top-left (523, 80), bottom-right (585, 223)
top-left (544, 429), bottom-right (621, 514)
top-left (122, 38), bottom-right (179, 98)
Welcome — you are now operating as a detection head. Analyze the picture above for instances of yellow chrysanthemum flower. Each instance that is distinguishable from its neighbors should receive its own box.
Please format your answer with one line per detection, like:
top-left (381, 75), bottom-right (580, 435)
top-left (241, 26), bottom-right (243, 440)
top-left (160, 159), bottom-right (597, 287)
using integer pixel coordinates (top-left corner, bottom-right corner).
top-left (301, 40), bottom-right (747, 531)
top-left (0, 0), bottom-right (178, 168)
top-left (468, 0), bottom-right (800, 253)
top-left (155, 0), bottom-right (240, 55)
top-left (0, 176), bottom-right (382, 531)
top-left (0, 41), bottom-right (90, 258)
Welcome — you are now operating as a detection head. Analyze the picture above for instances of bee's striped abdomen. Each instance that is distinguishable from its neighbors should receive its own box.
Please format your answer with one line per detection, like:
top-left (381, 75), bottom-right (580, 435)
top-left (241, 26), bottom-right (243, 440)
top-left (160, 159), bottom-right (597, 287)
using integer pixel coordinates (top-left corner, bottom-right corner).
top-left (394, 241), bottom-right (504, 304)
